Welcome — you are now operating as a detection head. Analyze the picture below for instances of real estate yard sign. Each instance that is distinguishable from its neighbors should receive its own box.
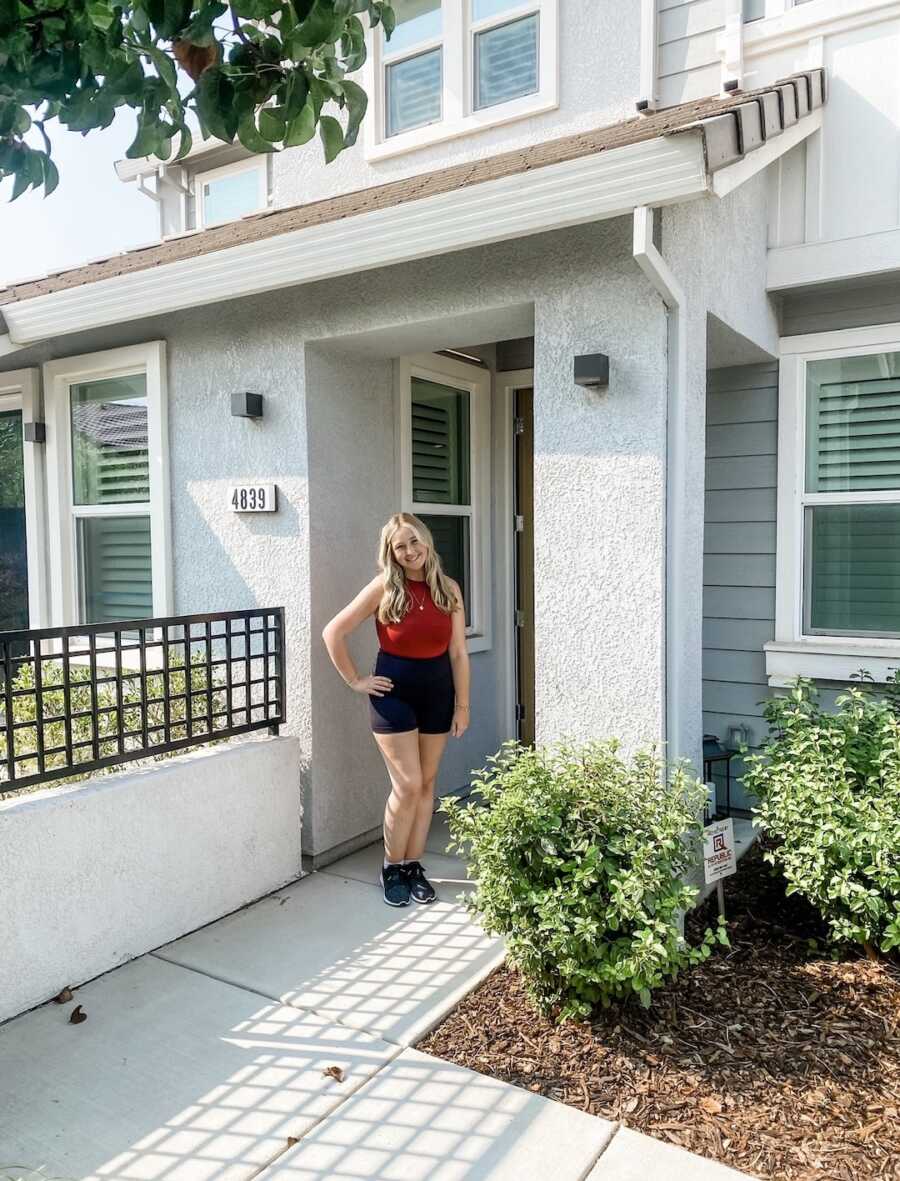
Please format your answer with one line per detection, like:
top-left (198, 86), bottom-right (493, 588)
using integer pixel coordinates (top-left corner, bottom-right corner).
top-left (703, 818), bottom-right (736, 885)
top-left (703, 818), bottom-right (736, 918)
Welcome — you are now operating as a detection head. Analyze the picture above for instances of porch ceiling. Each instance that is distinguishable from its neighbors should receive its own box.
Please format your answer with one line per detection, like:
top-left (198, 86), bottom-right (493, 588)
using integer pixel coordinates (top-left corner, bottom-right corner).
top-left (0, 71), bottom-right (826, 348)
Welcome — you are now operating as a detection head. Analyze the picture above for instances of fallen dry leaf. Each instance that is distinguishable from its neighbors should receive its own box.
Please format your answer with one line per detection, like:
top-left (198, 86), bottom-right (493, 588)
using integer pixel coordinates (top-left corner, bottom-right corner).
top-left (69, 1005), bottom-right (87, 1024)
top-left (322, 1065), bottom-right (345, 1082)
top-left (699, 1097), bottom-right (724, 1115)
top-left (53, 986), bottom-right (74, 1004)
top-left (286, 1136), bottom-right (299, 1147)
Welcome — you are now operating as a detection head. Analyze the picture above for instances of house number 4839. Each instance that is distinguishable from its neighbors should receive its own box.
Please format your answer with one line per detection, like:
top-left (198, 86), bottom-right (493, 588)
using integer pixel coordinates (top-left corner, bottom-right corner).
top-left (228, 483), bottom-right (277, 512)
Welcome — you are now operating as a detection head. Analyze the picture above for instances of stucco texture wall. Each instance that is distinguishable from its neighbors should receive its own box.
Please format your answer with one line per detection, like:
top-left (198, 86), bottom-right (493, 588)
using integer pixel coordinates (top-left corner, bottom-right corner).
top-left (661, 172), bottom-right (780, 772)
top-left (272, 1), bottom-right (642, 211)
top-left (1, 218), bottom-right (670, 858)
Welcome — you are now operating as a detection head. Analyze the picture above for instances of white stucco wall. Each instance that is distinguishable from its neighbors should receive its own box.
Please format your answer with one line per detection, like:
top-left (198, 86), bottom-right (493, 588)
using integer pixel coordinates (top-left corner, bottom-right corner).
top-left (272, 1), bottom-right (642, 210)
top-left (1, 217), bottom-right (673, 859)
top-left (661, 172), bottom-right (780, 773)
top-left (0, 737), bottom-right (302, 1023)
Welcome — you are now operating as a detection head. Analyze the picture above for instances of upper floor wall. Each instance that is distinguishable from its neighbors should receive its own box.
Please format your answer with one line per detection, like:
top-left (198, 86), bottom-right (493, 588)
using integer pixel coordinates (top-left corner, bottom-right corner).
top-left (656, 0), bottom-right (900, 289)
top-left (123, 1), bottom-right (643, 234)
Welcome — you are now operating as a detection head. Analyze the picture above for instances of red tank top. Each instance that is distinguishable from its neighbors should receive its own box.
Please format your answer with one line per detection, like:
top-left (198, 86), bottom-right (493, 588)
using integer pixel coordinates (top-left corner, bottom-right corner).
top-left (376, 580), bottom-right (452, 658)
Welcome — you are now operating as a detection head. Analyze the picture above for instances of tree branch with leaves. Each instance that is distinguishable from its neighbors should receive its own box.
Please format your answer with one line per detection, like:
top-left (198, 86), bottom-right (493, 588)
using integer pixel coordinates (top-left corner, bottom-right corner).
top-left (0, 0), bottom-right (395, 200)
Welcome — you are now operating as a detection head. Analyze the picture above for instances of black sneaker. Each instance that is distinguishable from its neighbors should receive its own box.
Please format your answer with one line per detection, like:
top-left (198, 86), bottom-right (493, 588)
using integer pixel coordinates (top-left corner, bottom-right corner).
top-left (380, 863), bottom-right (411, 907)
top-left (403, 861), bottom-right (437, 904)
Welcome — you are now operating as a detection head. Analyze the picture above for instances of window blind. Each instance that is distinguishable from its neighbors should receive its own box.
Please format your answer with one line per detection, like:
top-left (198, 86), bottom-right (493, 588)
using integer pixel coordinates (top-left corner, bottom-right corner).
top-left (806, 355), bottom-right (900, 493)
top-left (475, 13), bottom-right (538, 111)
top-left (387, 48), bottom-right (442, 136)
top-left (77, 515), bottom-right (153, 625)
top-left (411, 378), bottom-right (470, 504)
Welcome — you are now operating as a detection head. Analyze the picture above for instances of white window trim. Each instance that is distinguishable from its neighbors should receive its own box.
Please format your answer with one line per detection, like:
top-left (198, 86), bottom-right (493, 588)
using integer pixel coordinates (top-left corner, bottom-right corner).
top-left (743, 0), bottom-right (900, 57)
top-left (396, 352), bottom-right (491, 654)
top-left (43, 342), bottom-right (172, 628)
top-left (768, 323), bottom-right (900, 685)
top-left (195, 157), bottom-right (268, 229)
top-left (363, 0), bottom-right (558, 162)
top-left (0, 368), bottom-right (48, 629)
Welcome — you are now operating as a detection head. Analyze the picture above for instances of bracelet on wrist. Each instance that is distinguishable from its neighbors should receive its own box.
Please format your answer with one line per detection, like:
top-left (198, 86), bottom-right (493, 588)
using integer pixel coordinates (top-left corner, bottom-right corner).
top-left (456, 703), bottom-right (470, 711)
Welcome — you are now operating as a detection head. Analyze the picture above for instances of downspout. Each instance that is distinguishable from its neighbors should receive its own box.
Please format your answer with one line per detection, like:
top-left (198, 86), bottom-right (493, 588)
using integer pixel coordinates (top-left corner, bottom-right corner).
top-left (632, 205), bottom-right (688, 763)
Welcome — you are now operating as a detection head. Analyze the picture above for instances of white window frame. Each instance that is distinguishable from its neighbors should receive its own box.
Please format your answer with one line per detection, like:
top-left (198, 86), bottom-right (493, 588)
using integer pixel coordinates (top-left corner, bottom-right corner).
top-left (43, 342), bottom-right (172, 628)
top-left (0, 368), bottom-right (48, 629)
top-left (364, 0), bottom-right (558, 162)
top-left (195, 157), bottom-right (268, 229)
top-left (743, 0), bottom-right (898, 52)
top-left (768, 323), bottom-right (900, 685)
top-left (396, 352), bottom-right (492, 653)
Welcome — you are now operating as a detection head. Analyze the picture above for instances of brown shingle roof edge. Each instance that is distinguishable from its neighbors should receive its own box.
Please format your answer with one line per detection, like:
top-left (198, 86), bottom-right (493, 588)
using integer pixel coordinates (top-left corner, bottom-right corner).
top-left (0, 70), bottom-right (825, 306)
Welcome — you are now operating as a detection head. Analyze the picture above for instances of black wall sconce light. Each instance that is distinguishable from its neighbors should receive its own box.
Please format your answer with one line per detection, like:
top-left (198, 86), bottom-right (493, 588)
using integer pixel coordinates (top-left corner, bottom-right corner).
top-left (23, 421), bottom-right (46, 443)
top-left (231, 392), bottom-right (264, 419)
top-left (573, 353), bottom-right (610, 389)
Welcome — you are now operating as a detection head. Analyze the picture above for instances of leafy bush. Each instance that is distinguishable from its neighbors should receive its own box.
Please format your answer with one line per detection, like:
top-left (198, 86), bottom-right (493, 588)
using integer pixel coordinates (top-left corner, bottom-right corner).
top-left (442, 740), bottom-right (725, 1021)
top-left (743, 679), bottom-right (900, 955)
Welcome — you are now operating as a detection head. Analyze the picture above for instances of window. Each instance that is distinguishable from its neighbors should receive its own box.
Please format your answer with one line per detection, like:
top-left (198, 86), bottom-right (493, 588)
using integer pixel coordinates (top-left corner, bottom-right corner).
top-left (0, 370), bottom-right (45, 630)
top-left (743, 0), bottom-right (816, 20)
top-left (473, 3), bottom-right (539, 110)
top-left (195, 159), bottom-right (267, 229)
top-left (44, 344), bottom-right (171, 628)
top-left (366, 0), bottom-right (557, 159)
top-left (397, 354), bottom-right (491, 651)
top-left (769, 326), bottom-right (900, 683)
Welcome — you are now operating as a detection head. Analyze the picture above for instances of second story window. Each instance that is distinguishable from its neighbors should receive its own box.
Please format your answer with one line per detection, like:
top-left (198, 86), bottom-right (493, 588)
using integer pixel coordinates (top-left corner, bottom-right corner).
top-left (386, 0), bottom-right (443, 136)
top-left (195, 159), bottom-right (267, 230)
top-left (368, 0), bottom-right (557, 158)
top-left (472, 1), bottom-right (539, 111)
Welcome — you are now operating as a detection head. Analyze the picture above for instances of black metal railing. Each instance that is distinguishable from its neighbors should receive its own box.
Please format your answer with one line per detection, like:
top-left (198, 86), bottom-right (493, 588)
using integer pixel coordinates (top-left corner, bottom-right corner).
top-left (0, 608), bottom-right (285, 795)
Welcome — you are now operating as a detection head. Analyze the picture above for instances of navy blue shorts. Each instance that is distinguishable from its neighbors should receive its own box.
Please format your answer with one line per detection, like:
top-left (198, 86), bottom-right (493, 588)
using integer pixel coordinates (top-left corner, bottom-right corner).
top-left (369, 649), bottom-right (454, 735)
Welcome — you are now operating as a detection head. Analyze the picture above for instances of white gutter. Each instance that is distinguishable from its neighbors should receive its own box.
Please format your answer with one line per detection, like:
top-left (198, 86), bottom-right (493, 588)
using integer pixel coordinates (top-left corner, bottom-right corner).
top-left (0, 333), bottom-right (26, 358)
top-left (632, 205), bottom-right (688, 763)
top-left (3, 134), bottom-right (708, 346)
top-left (639, 0), bottom-right (659, 111)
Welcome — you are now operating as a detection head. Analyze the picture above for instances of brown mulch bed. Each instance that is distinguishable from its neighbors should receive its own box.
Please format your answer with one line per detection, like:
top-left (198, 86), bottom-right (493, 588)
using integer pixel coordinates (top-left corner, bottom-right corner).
top-left (419, 844), bottom-right (900, 1181)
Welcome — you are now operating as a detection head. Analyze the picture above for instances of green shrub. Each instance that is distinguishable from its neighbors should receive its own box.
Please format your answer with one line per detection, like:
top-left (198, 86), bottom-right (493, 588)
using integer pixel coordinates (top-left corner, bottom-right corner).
top-left (441, 740), bottom-right (725, 1021)
top-left (743, 679), bottom-right (900, 955)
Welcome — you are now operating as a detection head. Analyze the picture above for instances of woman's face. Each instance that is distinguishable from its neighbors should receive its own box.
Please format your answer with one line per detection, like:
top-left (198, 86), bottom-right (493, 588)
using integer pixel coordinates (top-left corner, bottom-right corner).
top-left (390, 526), bottom-right (427, 574)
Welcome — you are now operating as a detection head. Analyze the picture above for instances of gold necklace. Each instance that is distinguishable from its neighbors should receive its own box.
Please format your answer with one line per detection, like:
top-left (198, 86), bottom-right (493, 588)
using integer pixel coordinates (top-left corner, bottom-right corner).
top-left (407, 581), bottom-right (427, 612)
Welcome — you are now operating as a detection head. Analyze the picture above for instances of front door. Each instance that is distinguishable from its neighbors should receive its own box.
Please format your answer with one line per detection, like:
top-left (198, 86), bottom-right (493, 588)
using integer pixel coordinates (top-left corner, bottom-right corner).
top-left (514, 387), bottom-right (535, 745)
top-left (0, 404), bottom-right (29, 632)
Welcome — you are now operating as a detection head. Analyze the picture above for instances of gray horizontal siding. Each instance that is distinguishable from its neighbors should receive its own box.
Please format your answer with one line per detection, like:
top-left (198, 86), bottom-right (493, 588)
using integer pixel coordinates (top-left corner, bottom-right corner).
top-left (781, 280), bottom-right (900, 338)
top-left (657, 0), bottom-right (725, 107)
top-left (703, 362), bottom-right (778, 812)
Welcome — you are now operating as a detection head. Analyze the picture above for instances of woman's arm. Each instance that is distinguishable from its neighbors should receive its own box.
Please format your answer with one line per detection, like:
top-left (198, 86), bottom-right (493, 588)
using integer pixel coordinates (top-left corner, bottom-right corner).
top-left (322, 577), bottom-right (392, 696)
top-left (447, 580), bottom-right (470, 738)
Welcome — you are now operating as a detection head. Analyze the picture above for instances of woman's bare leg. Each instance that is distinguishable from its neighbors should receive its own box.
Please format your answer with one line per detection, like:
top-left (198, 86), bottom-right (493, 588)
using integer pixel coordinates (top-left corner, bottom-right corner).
top-left (405, 731), bottom-right (449, 861)
top-left (374, 729), bottom-right (425, 862)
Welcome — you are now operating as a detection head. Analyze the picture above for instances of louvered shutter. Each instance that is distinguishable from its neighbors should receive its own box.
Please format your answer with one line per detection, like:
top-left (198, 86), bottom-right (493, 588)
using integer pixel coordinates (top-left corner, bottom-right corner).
top-left (411, 378), bottom-right (470, 504)
top-left (806, 357), bottom-right (900, 493)
top-left (475, 13), bottom-right (538, 111)
top-left (387, 48), bottom-right (442, 136)
top-left (78, 515), bottom-right (153, 625)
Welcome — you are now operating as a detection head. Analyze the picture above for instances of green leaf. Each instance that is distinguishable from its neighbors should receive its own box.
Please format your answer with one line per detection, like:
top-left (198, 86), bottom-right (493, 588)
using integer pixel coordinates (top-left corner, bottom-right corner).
top-left (296, 0), bottom-right (344, 47)
top-left (41, 153), bottom-right (60, 196)
top-left (172, 124), bottom-right (193, 161)
top-left (195, 67), bottom-right (238, 142)
top-left (258, 106), bottom-right (286, 143)
top-left (339, 77), bottom-right (367, 147)
top-left (284, 101), bottom-right (316, 146)
top-left (237, 112), bottom-right (276, 153)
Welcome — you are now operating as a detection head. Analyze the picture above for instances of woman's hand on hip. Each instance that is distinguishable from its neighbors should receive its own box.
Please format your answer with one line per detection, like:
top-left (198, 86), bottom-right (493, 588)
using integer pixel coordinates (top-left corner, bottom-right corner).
top-left (351, 674), bottom-right (393, 697)
top-left (451, 707), bottom-right (469, 738)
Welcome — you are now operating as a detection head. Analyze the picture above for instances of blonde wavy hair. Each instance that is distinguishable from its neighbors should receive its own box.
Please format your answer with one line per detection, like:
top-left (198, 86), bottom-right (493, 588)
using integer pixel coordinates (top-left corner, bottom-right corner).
top-left (377, 512), bottom-right (458, 624)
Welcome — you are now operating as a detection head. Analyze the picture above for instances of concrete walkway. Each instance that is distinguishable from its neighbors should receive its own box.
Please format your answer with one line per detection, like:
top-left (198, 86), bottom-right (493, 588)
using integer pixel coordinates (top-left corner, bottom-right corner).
top-left (0, 815), bottom-right (754, 1181)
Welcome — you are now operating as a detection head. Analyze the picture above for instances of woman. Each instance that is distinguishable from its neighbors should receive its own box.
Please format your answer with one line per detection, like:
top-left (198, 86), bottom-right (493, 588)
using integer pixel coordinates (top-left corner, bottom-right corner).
top-left (322, 512), bottom-right (470, 907)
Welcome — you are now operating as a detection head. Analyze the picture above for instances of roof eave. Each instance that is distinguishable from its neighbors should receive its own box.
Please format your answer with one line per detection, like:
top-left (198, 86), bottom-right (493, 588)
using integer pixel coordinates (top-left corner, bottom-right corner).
top-left (3, 131), bottom-right (710, 347)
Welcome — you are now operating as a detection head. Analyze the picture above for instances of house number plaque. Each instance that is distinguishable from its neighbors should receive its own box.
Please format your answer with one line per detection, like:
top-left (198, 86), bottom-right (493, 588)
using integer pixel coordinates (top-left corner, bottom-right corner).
top-left (228, 483), bottom-right (278, 512)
